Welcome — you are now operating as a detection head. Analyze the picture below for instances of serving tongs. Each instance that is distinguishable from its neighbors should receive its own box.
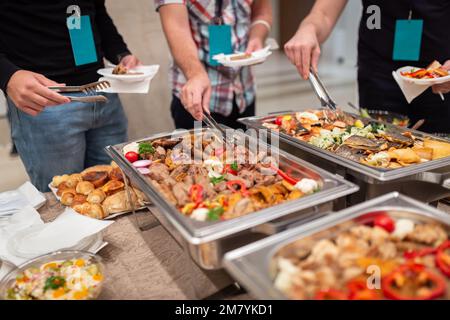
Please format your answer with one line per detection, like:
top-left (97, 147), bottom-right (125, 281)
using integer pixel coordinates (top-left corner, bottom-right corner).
top-left (48, 80), bottom-right (110, 103)
top-left (48, 80), bottom-right (111, 94)
top-left (308, 68), bottom-right (337, 110)
top-left (203, 112), bottom-right (227, 139)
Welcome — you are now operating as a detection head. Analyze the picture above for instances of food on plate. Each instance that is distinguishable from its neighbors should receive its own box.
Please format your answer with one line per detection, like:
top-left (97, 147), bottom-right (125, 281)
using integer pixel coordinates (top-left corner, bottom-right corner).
top-left (273, 211), bottom-right (450, 300)
top-left (262, 109), bottom-right (450, 169)
top-left (60, 189), bottom-right (77, 206)
top-left (65, 174), bottom-right (83, 188)
top-left (121, 132), bottom-right (322, 222)
top-left (112, 64), bottom-right (128, 75)
top-left (73, 203), bottom-right (106, 219)
top-left (81, 171), bottom-right (109, 188)
top-left (51, 163), bottom-right (148, 219)
top-left (360, 109), bottom-right (410, 127)
top-left (401, 60), bottom-right (449, 79)
top-left (86, 189), bottom-right (107, 205)
top-left (5, 257), bottom-right (104, 300)
top-left (423, 139), bottom-right (450, 160)
top-left (51, 174), bottom-right (70, 188)
top-left (230, 53), bottom-right (252, 61)
top-left (101, 180), bottom-right (124, 196)
top-left (75, 181), bottom-right (95, 196)
top-left (102, 188), bottom-right (146, 216)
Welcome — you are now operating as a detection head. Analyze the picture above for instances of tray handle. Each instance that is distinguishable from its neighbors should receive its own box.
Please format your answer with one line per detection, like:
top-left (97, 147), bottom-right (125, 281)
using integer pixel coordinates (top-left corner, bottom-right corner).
top-left (251, 205), bottom-right (329, 236)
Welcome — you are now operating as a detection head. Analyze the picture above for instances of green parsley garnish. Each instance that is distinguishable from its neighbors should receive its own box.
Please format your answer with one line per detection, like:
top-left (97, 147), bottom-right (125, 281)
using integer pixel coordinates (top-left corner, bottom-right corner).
top-left (44, 276), bottom-right (66, 292)
top-left (210, 175), bottom-right (225, 185)
top-left (208, 207), bottom-right (224, 221)
top-left (138, 142), bottom-right (155, 155)
top-left (230, 161), bottom-right (239, 172)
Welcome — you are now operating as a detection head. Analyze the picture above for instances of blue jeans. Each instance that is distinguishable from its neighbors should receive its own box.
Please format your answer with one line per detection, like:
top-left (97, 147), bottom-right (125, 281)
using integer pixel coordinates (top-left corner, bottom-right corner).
top-left (7, 93), bottom-right (128, 192)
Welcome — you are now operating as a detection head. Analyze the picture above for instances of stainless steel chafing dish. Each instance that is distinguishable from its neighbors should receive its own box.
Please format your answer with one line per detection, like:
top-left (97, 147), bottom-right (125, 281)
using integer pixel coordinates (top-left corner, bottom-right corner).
top-left (239, 111), bottom-right (450, 205)
top-left (223, 192), bottom-right (450, 299)
top-left (106, 129), bottom-right (358, 270)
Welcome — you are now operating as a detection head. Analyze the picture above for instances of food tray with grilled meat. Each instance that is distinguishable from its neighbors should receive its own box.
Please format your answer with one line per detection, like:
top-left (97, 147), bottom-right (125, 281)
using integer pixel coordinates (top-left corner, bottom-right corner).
top-left (239, 110), bottom-right (450, 204)
top-left (106, 129), bottom-right (358, 269)
top-left (224, 192), bottom-right (450, 300)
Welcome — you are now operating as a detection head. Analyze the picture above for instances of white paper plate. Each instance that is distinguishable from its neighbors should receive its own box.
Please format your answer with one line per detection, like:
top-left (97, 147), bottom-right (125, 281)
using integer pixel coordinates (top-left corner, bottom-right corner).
top-left (97, 65), bottom-right (159, 83)
top-left (396, 66), bottom-right (450, 86)
top-left (214, 48), bottom-right (272, 68)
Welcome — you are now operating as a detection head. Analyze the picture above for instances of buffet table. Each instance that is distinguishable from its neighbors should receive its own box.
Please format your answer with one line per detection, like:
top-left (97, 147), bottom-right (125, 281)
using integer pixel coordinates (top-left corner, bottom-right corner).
top-left (39, 193), bottom-right (251, 300)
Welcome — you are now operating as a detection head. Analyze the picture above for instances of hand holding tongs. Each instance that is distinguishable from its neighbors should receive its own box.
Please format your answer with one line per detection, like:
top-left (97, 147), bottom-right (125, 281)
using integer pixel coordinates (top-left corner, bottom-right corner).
top-left (308, 68), bottom-right (337, 110)
top-left (48, 80), bottom-right (110, 103)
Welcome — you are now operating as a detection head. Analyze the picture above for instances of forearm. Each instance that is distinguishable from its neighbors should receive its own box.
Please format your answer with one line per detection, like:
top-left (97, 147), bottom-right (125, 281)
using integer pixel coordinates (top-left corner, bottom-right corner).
top-left (159, 5), bottom-right (206, 79)
top-left (249, 0), bottom-right (273, 42)
top-left (0, 53), bottom-right (20, 93)
top-left (300, 0), bottom-right (347, 43)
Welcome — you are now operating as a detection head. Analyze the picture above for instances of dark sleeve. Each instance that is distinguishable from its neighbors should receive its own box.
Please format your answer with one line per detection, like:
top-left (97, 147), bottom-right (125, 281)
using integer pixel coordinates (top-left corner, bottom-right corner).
top-left (0, 53), bottom-right (20, 93)
top-left (94, 0), bottom-right (131, 64)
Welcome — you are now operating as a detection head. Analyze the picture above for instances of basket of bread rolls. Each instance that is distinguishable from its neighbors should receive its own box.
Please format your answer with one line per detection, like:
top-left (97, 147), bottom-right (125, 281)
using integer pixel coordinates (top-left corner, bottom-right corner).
top-left (50, 162), bottom-right (148, 219)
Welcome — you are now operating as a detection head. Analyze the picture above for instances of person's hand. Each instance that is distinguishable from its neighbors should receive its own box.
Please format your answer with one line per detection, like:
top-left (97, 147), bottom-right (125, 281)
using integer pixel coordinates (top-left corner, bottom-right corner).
top-left (284, 24), bottom-right (321, 80)
top-left (181, 72), bottom-right (211, 121)
top-left (119, 54), bottom-right (141, 69)
top-left (6, 70), bottom-right (70, 116)
top-left (432, 60), bottom-right (450, 95)
top-left (246, 37), bottom-right (264, 54)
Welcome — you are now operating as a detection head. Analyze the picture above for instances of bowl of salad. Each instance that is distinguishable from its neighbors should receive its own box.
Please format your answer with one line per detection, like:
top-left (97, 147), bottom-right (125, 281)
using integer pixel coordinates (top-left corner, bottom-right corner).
top-left (0, 251), bottom-right (105, 300)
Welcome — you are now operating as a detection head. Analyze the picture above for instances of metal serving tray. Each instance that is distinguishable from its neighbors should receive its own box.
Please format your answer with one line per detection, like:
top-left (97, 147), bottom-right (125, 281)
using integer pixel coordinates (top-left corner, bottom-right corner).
top-left (106, 129), bottom-right (358, 269)
top-left (239, 111), bottom-right (450, 204)
top-left (223, 192), bottom-right (450, 299)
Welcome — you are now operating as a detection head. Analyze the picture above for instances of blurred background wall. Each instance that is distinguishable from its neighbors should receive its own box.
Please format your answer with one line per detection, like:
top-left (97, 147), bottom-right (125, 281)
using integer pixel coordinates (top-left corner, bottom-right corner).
top-left (0, 0), bottom-right (362, 191)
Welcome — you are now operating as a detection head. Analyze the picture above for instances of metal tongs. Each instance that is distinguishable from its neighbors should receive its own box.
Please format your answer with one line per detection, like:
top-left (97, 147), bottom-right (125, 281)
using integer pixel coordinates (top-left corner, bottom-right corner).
top-left (203, 112), bottom-right (227, 139)
top-left (48, 80), bottom-right (110, 103)
top-left (308, 68), bottom-right (337, 110)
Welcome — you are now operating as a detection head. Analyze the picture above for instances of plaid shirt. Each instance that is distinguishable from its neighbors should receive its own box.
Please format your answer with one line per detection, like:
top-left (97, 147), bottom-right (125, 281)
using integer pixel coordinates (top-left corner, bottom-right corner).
top-left (155, 0), bottom-right (256, 116)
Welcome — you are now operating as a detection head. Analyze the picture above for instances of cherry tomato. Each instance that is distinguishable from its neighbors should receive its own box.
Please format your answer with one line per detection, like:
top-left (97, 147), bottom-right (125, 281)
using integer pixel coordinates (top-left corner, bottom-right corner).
top-left (274, 116), bottom-right (283, 126)
top-left (125, 151), bottom-right (139, 163)
top-left (374, 214), bottom-right (395, 233)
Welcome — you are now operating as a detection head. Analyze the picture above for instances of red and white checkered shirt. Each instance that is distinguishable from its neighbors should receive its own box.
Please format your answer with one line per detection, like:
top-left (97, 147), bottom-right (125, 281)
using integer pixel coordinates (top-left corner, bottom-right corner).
top-left (155, 0), bottom-right (256, 116)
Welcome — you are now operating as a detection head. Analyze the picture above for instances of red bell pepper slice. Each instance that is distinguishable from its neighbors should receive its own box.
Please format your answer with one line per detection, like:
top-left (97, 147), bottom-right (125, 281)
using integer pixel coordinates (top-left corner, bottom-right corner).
top-left (189, 184), bottom-right (204, 204)
top-left (314, 289), bottom-right (347, 300)
top-left (270, 165), bottom-right (299, 185)
top-left (382, 263), bottom-right (446, 300)
top-left (226, 180), bottom-right (249, 197)
top-left (223, 164), bottom-right (238, 176)
top-left (347, 279), bottom-right (382, 300)
top-left (436, 240), bottom-right (450, 277)
top-left (404, 247), bottom-right (437, 260)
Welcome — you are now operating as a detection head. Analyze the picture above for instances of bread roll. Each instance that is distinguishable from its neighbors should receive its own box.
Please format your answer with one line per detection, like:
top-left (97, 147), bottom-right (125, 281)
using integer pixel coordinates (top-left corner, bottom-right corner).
top-left (101, 180), bottom-right (124, 196)
top-left (52, 174), bottom-right (70, 188)
top-left (56, 182), bottom-right (71, 197)
top-left (108, 167), bottom-right (124, 182)
top-left (76, 181), bottom-right (95, 195)
top-left (79, 203), bottom-right (106, 219)
top-left (82, 171), bottom-right (109, 188)
top-left (71, 194), bottom-right (88, 207)
top-left (87, 189), bottom-right (106, 204)
top-left (81, 165), bottom-right (113, 175)
top-left (60, 189), bottom-right (77, 206)
top-left (66, 174), bottom-right (83, 188)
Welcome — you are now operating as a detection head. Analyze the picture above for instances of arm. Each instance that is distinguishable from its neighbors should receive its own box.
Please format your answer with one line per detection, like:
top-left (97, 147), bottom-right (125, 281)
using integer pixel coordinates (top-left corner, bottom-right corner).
top-left (246, 0), bottom-right (273, 53)
top-left (284, 0), bottom-right (348, 79)
top-left (94, 0), bottom-right (139, 68)
top-left (159, 4), bottom-right (211, 120)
